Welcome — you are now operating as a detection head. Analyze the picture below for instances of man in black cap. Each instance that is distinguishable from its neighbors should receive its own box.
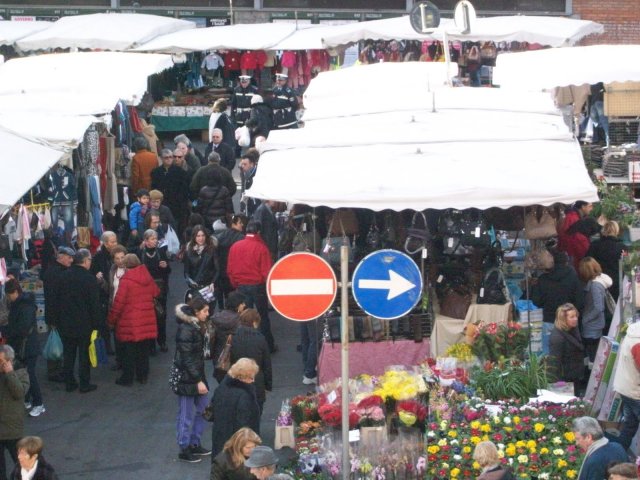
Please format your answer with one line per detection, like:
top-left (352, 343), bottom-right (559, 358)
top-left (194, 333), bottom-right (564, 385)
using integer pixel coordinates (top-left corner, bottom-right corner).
top-left (42, 246), bottom-right (75, 382)
top-left (231, 75), bottom-right (258, 128)
top-left (270, 73), bottom-right (298, 130)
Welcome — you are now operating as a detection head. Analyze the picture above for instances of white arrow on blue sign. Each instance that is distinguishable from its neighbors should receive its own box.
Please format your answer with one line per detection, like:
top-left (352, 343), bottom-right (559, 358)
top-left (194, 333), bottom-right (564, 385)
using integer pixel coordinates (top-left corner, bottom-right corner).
top-left (351, 249), bottom-right (423, 320)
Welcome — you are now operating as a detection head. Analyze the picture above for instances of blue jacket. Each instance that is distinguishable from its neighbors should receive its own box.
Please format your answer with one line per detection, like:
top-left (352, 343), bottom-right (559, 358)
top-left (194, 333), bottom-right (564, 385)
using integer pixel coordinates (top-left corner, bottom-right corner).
top-left (578, 441), bottom-right (628, 480)
top-left (129, 201), bottom-right (146, 233)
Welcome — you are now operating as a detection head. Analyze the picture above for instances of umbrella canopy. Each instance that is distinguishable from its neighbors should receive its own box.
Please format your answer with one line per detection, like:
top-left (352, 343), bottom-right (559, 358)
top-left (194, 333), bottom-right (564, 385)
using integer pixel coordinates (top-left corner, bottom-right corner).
top-left (15, 13), bottom-right (194, 51)
top-left (494, 44), bottom-right (640, 90)
top-left (0, 127), bottom-right (65, 218)
top-left (133, 22), bottom-right (305, 53)
top-left (248, 63), bottom-right (597, 211)
top-left (0, 20), bottom-right (52, 46)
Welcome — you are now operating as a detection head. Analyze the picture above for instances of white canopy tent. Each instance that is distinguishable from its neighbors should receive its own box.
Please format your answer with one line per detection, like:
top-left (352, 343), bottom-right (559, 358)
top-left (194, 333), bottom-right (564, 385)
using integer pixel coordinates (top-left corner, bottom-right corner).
top-left (0, 127), bottom-right (65, 218)
top-left (15, 13), bottom-right (194, 52)
top-left (493, 45), bottom-right (640, 90)
top-left (133, 22), bottom-right (313, 53)
top-left (0, 20), bottom-right (52, 46)
top-left (248, 63), bottom-right (598, 211)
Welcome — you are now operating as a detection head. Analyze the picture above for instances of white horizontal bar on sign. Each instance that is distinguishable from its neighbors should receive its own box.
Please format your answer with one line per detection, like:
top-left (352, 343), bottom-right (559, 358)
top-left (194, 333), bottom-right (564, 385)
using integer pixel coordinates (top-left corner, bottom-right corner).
top-left (270, 279), bottom-right (334, 296)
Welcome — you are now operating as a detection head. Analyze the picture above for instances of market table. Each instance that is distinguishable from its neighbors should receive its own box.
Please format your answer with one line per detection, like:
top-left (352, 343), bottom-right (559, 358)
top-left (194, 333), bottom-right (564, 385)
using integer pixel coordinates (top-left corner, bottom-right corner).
top-left (150, 114), bottom-right (209, 132)
top-left (430, 302), bottom-right (513, 357)
top-left (318, 339), bottom-right (430, 384)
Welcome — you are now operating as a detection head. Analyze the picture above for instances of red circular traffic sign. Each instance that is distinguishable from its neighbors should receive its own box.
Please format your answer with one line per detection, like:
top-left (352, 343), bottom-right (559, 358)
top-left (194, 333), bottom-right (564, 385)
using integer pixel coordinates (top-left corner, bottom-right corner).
top-left (267, 252), bottom-right (337, 322)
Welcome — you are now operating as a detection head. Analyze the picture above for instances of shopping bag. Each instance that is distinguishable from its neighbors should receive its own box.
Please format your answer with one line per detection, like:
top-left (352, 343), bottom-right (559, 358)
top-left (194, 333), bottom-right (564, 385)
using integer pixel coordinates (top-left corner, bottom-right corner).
top-left (89, 330), bottom-right (99, 368)
top-left (43, 329), bottom-right (63, 361)
top-left (95, 335), bottom-right (109, 366)
top-left (165, 225), bottom-right (180, 256)
top-left (215, 335), bottom-right (233, 372)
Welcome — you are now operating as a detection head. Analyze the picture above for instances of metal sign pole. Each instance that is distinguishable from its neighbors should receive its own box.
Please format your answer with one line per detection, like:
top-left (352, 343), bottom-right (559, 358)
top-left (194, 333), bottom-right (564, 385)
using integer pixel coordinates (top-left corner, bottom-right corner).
top-left (340, 245), bottom-right (350, 480)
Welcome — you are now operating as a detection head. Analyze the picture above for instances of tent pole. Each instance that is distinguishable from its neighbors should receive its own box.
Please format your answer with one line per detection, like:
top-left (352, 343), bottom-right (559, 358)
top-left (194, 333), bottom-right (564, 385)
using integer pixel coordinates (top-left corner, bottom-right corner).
top-left (340, 245), bottom-right (350, 480)
top-left (442, 30), bottom-right (452, 87)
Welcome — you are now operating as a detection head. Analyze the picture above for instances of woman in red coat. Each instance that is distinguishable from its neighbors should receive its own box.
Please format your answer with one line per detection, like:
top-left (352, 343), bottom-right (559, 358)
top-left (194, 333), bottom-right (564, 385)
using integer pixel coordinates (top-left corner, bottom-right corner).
top-left (558, 201), bottom-right (594, 270)
top-left (108, 254), bottom-right (160, 386)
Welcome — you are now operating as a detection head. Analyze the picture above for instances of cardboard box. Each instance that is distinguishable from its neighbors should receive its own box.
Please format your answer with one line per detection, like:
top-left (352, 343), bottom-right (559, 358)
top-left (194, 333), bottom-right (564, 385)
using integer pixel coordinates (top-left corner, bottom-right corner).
top-left (274, 425), bottom-right (295, 450)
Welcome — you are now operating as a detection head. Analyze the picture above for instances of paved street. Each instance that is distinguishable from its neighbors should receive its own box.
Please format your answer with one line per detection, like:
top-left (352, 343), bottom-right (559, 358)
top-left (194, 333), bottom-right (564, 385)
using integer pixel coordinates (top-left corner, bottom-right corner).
top-left (22, 262), bottom-right (312, 479)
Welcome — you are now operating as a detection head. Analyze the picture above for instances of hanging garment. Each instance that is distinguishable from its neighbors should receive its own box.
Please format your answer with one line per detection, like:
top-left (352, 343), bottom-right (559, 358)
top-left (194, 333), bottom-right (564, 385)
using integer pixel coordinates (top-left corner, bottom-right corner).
top-left (103, 135), bottom-right (118, 214)
top-left (4, 215), bottom-right (16, 251)
top-left (98, 136), bottom-right (108, 200)
top-left (128, 106), bottom-right (143, 133)
top-left (81, 124), bottom-right (100, 168)
top-left (89, 175), bottom-right (103, 237)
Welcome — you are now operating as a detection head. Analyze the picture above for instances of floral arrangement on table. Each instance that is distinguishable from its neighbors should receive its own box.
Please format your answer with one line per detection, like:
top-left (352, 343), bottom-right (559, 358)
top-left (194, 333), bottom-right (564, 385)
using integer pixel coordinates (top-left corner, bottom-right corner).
top-left (292, 394), bottom-right (321, 424)
top-left (356, 395), bottom-right (386, 428)
top-left (471, 356), bottom-right (549, 402)
top-left (445, 343), bottom-right (475, 363)
top-left (470, 321), bottom-right (530, 362)
top-left (426, 398), bottom-right (587, 480)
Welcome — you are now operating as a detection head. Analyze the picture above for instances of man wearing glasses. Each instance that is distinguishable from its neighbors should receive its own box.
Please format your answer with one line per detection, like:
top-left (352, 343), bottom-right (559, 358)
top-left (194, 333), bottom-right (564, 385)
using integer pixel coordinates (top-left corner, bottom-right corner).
top-left (231, 75), bottom-right (258, 128)
top-left (270, 73), bottom-right (298, 130)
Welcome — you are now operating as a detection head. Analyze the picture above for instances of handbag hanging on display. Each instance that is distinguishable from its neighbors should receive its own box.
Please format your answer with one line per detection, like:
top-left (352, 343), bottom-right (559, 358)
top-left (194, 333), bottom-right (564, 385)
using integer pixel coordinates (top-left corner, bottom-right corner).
top-left (404, 210), bottom-right (431, 255)
top-left (215, 334), bottom-right (233, 372)
top-left (321, 215), bottom-right (353, 266)
top-left (439, 287), bottom-right (472, 320)
top-left (524, 207), bottom-right (557, 240)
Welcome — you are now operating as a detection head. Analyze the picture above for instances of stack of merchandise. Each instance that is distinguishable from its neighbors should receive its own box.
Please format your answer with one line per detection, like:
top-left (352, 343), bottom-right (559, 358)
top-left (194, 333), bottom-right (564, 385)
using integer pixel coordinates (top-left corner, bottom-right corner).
top-left (516, 300), bottom-right (543, 355)
top-left (602, 149), bottom-right (629, 178)
top-left (20, 269), bottom-right (46, 333)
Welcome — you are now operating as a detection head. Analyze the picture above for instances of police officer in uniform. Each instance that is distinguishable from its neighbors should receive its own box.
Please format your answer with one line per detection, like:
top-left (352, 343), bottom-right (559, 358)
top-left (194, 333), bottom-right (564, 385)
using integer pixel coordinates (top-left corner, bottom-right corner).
top-left (231, 75), bottom-right (258, 128)
top-left (270, 73), bottom-right (299, 129)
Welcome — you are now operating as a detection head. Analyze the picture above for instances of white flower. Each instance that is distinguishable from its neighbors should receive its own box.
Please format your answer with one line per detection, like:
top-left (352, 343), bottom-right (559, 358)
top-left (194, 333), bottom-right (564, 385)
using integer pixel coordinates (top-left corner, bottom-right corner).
top-left (497, 443), bottom-right (505, 450)
top-left (450, 439), bottom-right (459, 446)
top-left (539, 474), bottom-right (549, 480)
top-left (552, 437), bottom-right (562, 445)
top-left (453, 455), bottom-right (462, 461)
top-left (427, 431), bottom-right (436, 438)
top-left (553, 449), bottom-right (564, 456)
top-left (503, 416), bottom-right (512, 425)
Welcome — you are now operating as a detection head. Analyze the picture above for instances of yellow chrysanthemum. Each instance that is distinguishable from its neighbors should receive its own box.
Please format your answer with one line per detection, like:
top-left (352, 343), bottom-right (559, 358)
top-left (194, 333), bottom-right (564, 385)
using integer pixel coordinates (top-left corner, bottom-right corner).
top-left (427, 445), bottom-right (440, 454)
top-left (471, 436), bottom-right (482, 445)
top-left (558, 459), bottom-right (568, 469)
top-left (540, 447), bottom-right (549, 455)
top-left (564, 432), bottom-right (575, 442)
top-left (526, 440), bottom-right (536, 449)
top-left (448, 431), bottom-right (457, 438)
top-left (513, 416), bottom-right (521, 425)
top-left (480, 424), bottom-right (492, 433)
top-left (515, 441), bottom-right (526, 449)
top-left (472, 461), bottom-right (480, 470)
top-left (567, 470), bottom-right (577, 479)
top-left (470, 421), bottom-right (481, 430)
top-left (534, 423), bottom-right (545, 433)
top-left (450, 468), bottom-right (461, 478)
top-left (463, 446), bottom-right (472, 454)
top-left (505, 445), bottom-right (516, 457)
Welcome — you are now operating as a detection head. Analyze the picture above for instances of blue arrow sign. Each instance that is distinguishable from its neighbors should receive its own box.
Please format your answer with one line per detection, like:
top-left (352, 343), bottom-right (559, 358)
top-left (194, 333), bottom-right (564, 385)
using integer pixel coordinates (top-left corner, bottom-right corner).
top-left (351, 249), bottom-right (423, 320)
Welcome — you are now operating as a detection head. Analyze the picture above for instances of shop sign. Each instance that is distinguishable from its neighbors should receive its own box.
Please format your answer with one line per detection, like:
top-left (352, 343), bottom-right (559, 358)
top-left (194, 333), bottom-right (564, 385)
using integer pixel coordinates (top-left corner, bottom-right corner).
top-left (208, 18), bottom-right (231, 26)
top-left (11, 16), bottom-right (36, 21)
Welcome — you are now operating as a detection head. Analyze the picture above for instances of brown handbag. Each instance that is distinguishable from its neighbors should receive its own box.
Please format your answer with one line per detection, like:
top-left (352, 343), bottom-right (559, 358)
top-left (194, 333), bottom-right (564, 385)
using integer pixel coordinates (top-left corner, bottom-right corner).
top-left (524, 207), bottom-right (557, 240)
top-left (215, 335), bottom-right (232, 372)
top-left (439, 288), bottom-right (472, 320)
top-left (76, 226), bottom-right (91, 248)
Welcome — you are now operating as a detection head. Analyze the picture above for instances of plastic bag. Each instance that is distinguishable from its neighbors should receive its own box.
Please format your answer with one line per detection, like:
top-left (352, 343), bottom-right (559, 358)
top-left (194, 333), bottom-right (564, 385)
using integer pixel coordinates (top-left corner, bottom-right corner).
top-left (89, 330), bottom-right (99, 368)
top-left (43, 329), bottom-right (63, 361)
top-left (235, 126), bottom-right (250, 147)
top-left (165, 225), bottom-right (180, 256)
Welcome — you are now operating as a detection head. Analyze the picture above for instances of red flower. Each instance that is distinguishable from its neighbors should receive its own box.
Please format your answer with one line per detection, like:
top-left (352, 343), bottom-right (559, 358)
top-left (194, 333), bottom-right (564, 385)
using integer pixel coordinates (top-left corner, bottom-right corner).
top-left (357, 395), bottom-right (384, 409)
top-left (396, 400), bottom-right (427, 422)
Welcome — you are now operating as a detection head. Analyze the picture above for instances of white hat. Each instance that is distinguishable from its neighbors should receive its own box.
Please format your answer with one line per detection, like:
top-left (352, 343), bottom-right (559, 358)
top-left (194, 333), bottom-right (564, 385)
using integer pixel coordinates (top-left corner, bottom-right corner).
top-left (275, 72), bottom-right (288, 79)
top-left (251, 94), bottom-right (264, 105)
top-left (239, 75), bottom-right (251, 80)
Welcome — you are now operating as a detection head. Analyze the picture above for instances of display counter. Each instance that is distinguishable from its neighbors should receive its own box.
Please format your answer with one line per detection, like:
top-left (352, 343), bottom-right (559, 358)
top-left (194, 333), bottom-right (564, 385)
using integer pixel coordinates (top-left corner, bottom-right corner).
top-left (150, 114), bottom-right (209, 132)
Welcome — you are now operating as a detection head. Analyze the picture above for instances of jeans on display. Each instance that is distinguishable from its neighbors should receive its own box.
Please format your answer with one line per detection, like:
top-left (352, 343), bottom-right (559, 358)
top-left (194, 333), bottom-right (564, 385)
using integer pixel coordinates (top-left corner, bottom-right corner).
top-left (589, 100), bottom-right (610, 145)
top-left (51, 204), bottom-right (75, 243)
top-left (300, 320), bottom-right (318, 379)
top-left (237, 284), bottom-right (274, 351)
top-left (616, 394), bottom-right (640, 451)
top-left (176, 394), bottom-right (208, 449)
top-left (541, 322), bottom-right (554, 357)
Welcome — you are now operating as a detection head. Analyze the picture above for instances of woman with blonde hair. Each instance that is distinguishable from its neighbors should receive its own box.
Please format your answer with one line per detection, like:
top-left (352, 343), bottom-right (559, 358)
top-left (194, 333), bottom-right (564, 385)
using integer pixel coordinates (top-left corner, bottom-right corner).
top-left (209, 358), bottom-right (261, 457)
top-left (210, 427), bottom-right (261, 480)
top-left (579, 256), bottom-right (612, 360)
top-left (587, 219), bottom-right (625, 308)
top-left (473, 441), bottom-right (514, 480)
top-left (548, 303), bottom-right (586, 396)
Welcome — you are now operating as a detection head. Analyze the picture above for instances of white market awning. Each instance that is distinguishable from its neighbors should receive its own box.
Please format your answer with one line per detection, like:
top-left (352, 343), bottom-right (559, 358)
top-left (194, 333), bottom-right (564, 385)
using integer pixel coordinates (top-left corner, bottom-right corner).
top-left (0, 127), bottom-right (65, 218)
top-left (15, 13), bottom-right (194, 51)
top-left (248, 63), bottom-right (597, 211)
top-left (493, 45), bottom-right (640, 90)
top-left (0, 51), bottom-right (173, 104)
top-left (133, 22), bottom-right (305, 53)
top-left (0, 20), bottom-right (52, 46)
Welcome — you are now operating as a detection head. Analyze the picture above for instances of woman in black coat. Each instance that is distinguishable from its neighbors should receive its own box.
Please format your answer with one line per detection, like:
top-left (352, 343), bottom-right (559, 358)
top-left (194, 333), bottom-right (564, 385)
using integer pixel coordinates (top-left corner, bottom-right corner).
top-left (183, 225), bottom-right (218, 309)
top-left (231, 309), bottom-right (272, 413)
top-left (211, 292), bottom-right (246, 383)
top-left (210, 427), bottom-right (261, 480)
top-left (586, 220), bottom-right (625, 301)
top-left (10, 436), bottom-right (59, 480)
top-left (5, 279), bottom-right (44, 416)
top-left (175, 297), bottom-right (211, 463)
top-left (548, 303), bottom-right (586, 396)
top-left (139, 229), bottom-right (171, 352)
top-left (209, 358), bottom-right (261, 458)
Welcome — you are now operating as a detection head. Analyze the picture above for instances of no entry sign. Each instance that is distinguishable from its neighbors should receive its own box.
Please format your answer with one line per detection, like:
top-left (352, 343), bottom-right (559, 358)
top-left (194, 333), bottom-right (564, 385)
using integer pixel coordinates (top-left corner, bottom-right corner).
top-left (267, 252), bottom-right (337, 321)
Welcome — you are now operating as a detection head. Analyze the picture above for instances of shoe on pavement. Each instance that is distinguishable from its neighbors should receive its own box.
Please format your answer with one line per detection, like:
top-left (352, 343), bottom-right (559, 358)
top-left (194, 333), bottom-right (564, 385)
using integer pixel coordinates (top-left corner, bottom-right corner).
top-left (29, 405), bottom-right (46, 417)
top-left (190, 445), bottom-right (211, 456)
top-left (24, 401), bottom-right (32, 410)
top-left (302, 376), bottom-right (317, 385)
top-left (79, 384), bottom-right (98, 393)
top-left (178, 449), bottom-right (202, 463)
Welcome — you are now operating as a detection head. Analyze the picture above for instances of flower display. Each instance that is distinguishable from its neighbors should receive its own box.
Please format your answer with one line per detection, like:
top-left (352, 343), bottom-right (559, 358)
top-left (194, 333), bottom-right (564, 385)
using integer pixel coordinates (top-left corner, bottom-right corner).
top-left (396, 400), bottom-right (427, 427)
top-left (356, 395), bottom-right (386, 427)
top-left (291, 394), bottom-right (320, 424)
top-left (445, 343), bottom-right (475, 363)
top-left (373, 370), bottom-right (427, 401)
top-left (426, 398), bottom-right (587, 480)
top-left (470, 321), bottom-right (530, 362)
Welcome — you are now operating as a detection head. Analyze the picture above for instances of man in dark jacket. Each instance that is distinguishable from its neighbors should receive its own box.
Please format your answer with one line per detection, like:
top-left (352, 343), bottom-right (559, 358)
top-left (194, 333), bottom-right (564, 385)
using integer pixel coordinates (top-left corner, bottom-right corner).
top-left (58, 249), bottom-right (100, 393)
top-left (248, 95), bottom-right (274, 141)
top-left (0, 344), bottom-right (30, 480)
top-left (530, 251), bottom-right (583, 356)
top-left (231, 75), bottom-right (258, 127)
top-left (573, 416), bottom-right (627, 480)
top-left (41, 246), bottom-right (74, 382)
top-left (215, 214), bottom-right (247, 309)
top-left (239, 149), bottom-right (260, 217)
top-left (252, 201), bottom-right (279, 262)
top-left (270, 73), bottom-right (298, 129)
top-left (190, 152), bottom-right (237, 200)
top-left (204, 129), bottom-right (236, 172)
top-left (151, 149), bottom-right (190, 238)
top-left (90, 231), bottom-right (117, 355)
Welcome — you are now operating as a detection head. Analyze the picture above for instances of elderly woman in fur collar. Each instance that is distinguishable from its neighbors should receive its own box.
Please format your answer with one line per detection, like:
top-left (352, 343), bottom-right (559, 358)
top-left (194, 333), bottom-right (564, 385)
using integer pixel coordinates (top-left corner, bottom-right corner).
top-left (209, 358), bottom-right (261, 458)
top-left (174, 297), bottom-right (212, 464)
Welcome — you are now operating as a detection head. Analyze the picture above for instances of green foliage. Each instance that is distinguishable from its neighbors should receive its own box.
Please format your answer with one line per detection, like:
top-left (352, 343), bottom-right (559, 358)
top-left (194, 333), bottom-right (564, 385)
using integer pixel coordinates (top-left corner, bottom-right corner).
top-left (471, 356), bottom-right (549, 402)
top-left (592, 180), bottom-right (638, 228)
top-left (470, 322), bottom-right (530, 363)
